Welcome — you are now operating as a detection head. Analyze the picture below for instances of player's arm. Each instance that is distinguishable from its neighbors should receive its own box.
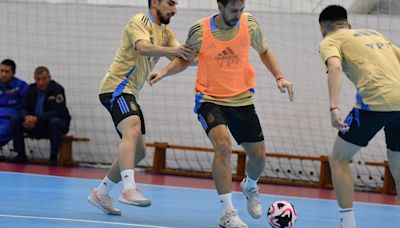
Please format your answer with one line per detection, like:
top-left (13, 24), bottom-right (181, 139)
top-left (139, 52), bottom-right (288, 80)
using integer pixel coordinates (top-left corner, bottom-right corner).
top-left (147, 57), bottom-right (192, 85)
top-left (135, 40), bottom-right (193, 60)
top-left (320, 38), bottom-right (349, 131)
top-left (326, 57), bottom-right (342, 112)
top-left (164, 43), bottom-right (197, 65)
top-left (147, 21), bottom-right (202, 85)
top-left (326, 57), bottom-right (349, 131)
top-left (248, 13), bottom-right (293, 101)
top-left (164, 39), bottom-right (181, 61)
top-left (259, 49), bottom-right (283, 81)
top-left (128, 15), bottom-right (192, 60)
top-left (164, 30), bottom-right (197, 64)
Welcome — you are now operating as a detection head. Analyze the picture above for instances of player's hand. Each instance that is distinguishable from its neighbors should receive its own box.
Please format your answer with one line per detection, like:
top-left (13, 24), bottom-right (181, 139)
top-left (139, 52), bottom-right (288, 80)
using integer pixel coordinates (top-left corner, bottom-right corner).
top-left (170, 44), bottom-right (193, 60)
top-left (330, 109), bottom-right (349, 132)
top-left (276, 78), bottom-right (294, 101)
top-left (147, 71), bottom-right (165, 86)
top-left (23, 115), bottom-right (37, 129)
top-left (186, 49), bottom-right (197, 63)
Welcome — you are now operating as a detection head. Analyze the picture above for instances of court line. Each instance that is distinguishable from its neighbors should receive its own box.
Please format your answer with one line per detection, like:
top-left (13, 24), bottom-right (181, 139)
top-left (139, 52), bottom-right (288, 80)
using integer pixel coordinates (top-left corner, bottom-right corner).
top-left (0, 214), bottom-right (175, 228)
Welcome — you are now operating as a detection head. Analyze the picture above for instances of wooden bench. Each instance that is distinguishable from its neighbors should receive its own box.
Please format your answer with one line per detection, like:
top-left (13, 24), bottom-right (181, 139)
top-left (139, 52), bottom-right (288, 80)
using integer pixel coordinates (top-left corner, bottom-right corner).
top-left (365, 161), bottom-right (396, 195)
top-left (58, 135), bottom-right (90, 166)
top-left (146, 142), bottom-right (332, 189)
top-left (26, 134), bottom-right (89, 166)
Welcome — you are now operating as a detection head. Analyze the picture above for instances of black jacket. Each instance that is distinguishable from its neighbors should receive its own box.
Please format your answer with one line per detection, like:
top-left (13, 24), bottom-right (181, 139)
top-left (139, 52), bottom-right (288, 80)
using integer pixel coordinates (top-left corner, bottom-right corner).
top-left (21, 80), bottom-right (71, 127)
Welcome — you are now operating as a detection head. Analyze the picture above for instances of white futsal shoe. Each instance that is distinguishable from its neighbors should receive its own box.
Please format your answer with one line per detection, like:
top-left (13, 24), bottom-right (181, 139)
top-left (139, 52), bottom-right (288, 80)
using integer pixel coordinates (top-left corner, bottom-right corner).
top-left (240, 179), bottom-right (262, 218)
top-left (87, 189), bottom-right (121, 215)
top-left (118, 188), bottom-right (152, 207)
top-left (219, 209), bottom-right (248, 228)
top-left (337, 220), bottom-right (356, 228)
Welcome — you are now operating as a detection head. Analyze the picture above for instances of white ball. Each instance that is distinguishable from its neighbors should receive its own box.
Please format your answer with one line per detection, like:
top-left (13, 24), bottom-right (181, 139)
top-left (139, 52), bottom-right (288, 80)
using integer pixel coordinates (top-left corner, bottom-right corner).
top-left (267, 200), bottom-right (297, 228)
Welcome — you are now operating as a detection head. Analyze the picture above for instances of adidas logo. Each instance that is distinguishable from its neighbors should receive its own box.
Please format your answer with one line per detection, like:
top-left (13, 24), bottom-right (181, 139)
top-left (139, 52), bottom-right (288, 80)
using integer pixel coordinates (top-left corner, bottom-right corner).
top-left (215, 47), bottom-right (239, 67)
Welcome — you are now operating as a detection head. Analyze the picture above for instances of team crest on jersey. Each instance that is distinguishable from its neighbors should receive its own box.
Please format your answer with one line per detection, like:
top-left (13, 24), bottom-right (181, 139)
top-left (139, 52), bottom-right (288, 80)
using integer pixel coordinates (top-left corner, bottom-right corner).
top-left (6, 88), bottom-right (18, 95)
top-left (207, 113), bottom-right (215, 123)
top-left (129, 101), bottom-right (138, 111)
top-left (56, 94), bottom-right (64, 103)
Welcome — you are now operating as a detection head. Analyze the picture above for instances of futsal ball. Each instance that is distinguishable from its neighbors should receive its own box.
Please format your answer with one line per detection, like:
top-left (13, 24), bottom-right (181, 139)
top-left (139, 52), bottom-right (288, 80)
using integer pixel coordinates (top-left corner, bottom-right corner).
top-left (267, 200), bottom-right (297, 228)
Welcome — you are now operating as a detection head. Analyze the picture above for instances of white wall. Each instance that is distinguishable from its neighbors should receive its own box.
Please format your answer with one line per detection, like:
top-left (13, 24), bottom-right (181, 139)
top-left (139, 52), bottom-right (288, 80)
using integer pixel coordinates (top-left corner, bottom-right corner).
top-left (12, 0), bottom-right (388, 13)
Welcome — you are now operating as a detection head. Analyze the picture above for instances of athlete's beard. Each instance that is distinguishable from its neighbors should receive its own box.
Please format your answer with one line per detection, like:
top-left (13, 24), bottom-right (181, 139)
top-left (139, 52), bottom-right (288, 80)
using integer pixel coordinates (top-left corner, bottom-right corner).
top-left (221, 12), bottom-right (239, 28)
top-left (157, 10), bottom-right (173, 25)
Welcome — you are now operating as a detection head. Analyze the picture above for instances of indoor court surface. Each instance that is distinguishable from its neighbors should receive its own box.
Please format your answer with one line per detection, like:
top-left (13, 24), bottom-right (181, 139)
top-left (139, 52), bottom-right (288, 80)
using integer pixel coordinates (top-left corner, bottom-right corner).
top-left (0, 163), bottom-right (398, 228)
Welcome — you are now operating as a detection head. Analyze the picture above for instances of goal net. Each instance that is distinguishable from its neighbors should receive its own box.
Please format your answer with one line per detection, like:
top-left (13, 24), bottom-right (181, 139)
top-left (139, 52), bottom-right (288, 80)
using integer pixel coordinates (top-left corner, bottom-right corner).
top-left (1, 0), bottom-right (399, 191)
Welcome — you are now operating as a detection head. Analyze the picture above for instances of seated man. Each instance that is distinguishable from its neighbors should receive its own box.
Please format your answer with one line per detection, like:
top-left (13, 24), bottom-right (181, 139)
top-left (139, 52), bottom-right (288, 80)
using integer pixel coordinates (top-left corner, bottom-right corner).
top-left (11, 66), bottom-right (71, 165)
top-left (0, 59), bottom-right (28, 148)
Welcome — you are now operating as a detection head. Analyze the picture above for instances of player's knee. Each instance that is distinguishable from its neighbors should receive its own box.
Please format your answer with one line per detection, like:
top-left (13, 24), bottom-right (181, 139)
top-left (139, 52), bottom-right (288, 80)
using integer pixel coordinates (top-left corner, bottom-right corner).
top-left (214, 141), bottom-right (232, 161)
top-left (250, 149), bottom-right (265, 163)
top-left (328, 153), bottom-right (349, 166)
top-left (122, 127), bottom-right (141, 143)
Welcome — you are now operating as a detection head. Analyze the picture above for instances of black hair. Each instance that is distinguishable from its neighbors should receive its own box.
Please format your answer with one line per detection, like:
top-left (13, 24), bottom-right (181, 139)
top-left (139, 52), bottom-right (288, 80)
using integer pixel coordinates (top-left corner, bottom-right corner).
top-left (34, 66), bottom-right (50, 76)
top-left (1, 59), bottom-right (16, 72)
top-left (148, 0), bottom-right (161, 9)
top-left (217, 0), bottom-right (244, 7)
top-left (319, 5), bottom-right (348, 23)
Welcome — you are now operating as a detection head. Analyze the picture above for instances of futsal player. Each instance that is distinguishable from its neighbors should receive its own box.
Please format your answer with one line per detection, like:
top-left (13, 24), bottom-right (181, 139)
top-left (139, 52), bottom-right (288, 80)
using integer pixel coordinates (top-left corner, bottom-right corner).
top-left (148, 0), bottom-right (294, 226)
top-left (87, 0), bottom-right (193, 215)
top-left (318, 5), bottom-right (400, 228)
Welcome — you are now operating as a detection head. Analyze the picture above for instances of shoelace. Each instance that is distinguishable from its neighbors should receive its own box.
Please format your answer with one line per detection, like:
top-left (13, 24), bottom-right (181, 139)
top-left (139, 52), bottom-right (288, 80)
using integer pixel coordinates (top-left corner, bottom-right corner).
top-left (125, 188), bottom-right (146, 200)
top-left (224, 210), bottom-right (246, 227)
top-left (225, 210), bottom-right (238, 217)
top-left (98, 194), bottom-right (113, 204)
top-left (126, 188), bottom-right (140, 193)
top-left (248, 188), bottom-right (260, 203)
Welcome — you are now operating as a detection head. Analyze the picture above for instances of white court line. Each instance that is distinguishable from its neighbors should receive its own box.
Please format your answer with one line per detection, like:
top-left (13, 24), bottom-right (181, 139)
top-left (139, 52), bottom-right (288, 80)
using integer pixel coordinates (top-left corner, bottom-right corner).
top-left (0, 214), bottom-right (175, 228)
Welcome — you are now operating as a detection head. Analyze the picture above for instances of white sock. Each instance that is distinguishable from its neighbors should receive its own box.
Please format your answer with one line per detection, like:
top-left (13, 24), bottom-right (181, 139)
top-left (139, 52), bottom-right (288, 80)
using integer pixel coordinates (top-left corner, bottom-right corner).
top-left (245, 177), bottom-right (258, 189)
top-left (339, 208), bottom-right (356, 228)
top-left (96, 176), bottom-right (117, 196)
top-left (219, 193), bottom-right (234, 214)
top-left (121, 169), bottom-right (136, 191)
